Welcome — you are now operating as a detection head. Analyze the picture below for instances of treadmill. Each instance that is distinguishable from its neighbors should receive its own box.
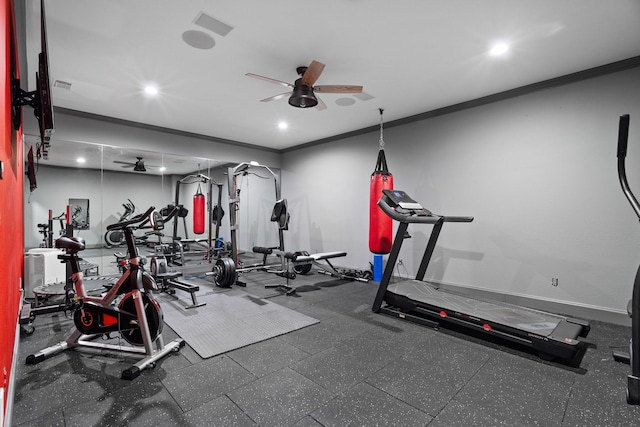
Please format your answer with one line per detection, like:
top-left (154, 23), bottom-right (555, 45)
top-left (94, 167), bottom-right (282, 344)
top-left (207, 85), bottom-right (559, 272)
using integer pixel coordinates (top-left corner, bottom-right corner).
top-left (372, 189), bottom-right (590, 362)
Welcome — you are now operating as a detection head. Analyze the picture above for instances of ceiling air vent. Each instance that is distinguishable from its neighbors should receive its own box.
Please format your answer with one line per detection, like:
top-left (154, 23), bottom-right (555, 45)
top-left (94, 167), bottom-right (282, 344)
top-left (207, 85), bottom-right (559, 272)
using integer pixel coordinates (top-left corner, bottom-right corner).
top-left (193, 12), bottom-right (233, 37)
top-left (53, 80), bottom-right (72, 90)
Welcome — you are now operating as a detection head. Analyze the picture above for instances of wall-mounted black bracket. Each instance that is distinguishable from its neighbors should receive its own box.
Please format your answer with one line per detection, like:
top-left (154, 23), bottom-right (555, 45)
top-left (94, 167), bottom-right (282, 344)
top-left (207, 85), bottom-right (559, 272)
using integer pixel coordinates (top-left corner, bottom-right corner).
top-left (11, 75), bottom-right (39, 131)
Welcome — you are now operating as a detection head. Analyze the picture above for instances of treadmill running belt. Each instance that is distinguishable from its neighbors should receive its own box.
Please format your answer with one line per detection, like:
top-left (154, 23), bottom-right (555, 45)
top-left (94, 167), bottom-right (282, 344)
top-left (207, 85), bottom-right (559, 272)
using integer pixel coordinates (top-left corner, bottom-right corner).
top-left (387, 280), bottom-right (565, 336)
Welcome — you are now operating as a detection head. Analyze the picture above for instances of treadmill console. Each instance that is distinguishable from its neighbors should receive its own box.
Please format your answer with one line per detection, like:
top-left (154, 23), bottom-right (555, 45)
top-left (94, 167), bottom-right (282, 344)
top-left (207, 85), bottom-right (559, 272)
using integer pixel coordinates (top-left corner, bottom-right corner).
top-left (381, 190), bottom-right (431, 216)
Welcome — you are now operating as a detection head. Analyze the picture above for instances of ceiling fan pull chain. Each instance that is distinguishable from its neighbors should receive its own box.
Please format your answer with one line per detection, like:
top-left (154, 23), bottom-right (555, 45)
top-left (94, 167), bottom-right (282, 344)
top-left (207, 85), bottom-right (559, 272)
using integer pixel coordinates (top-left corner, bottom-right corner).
top-left (379, 108), bottom-right (385, 150)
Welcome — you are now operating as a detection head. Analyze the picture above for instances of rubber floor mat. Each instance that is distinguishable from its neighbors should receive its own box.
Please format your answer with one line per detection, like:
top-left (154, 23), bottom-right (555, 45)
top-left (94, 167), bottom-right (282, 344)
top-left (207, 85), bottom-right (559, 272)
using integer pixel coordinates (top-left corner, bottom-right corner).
top-left (157, 289), bottom-right (319, 358)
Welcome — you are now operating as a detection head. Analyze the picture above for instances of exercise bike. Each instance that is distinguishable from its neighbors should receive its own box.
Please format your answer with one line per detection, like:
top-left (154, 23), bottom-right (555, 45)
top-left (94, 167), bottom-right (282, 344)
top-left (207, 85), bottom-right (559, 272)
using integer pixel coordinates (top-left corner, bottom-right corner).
top-left (104, 199), bottom-right (136, 247)
top-left (26, 205), bottom-right (185, 380)
top-left (37, 211), bottom-right (65, 248)
top-left (612, 114), bottom-right (640, 405)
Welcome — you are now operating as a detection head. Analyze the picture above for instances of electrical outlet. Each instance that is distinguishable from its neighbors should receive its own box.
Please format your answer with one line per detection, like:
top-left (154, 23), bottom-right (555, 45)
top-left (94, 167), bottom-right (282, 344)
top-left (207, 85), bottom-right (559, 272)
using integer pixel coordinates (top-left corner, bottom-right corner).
top-left (551, 278), bottom-right (559, 287)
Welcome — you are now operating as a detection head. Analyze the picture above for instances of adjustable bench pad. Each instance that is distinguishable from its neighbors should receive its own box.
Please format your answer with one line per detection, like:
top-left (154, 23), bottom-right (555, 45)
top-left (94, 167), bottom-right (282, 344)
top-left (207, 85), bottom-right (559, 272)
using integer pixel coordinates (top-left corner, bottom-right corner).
top-left (293, 251), bottom-right (347, 263)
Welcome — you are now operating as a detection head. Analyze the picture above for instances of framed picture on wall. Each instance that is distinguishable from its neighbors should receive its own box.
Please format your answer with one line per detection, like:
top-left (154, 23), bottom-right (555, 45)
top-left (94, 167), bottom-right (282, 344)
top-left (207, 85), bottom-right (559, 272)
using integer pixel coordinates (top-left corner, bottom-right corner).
top-left (69, 198), bottom-right (89, 230)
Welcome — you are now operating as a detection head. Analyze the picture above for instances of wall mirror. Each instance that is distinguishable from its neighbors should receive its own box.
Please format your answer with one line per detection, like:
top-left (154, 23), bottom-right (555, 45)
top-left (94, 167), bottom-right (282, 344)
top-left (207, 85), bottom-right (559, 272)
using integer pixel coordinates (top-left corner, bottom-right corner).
top-left (23, 136), bottom-right (282, 280)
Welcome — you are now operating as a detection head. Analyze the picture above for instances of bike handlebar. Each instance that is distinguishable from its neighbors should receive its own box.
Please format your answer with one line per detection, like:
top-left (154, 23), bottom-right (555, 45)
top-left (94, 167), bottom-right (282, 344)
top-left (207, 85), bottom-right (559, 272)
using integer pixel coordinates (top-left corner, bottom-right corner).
top-left (106, 206), bottom-right (155, 231)
top-left (161, 205), bottom-right (180, 223)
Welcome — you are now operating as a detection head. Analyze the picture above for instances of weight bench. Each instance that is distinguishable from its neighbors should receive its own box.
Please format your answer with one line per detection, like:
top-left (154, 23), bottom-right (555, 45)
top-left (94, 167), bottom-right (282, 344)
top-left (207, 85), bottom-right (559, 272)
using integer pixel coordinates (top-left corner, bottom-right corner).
top-left (170, 238), bottom-right (211, 266)
top-left (291, 251), bottom-right (346, 275)
top-left (155, 270), bottom-right (206, 309)
top-left (253, 247), bottom-right (351, 295)
top-left (291, 251), bottom-right (372, 282)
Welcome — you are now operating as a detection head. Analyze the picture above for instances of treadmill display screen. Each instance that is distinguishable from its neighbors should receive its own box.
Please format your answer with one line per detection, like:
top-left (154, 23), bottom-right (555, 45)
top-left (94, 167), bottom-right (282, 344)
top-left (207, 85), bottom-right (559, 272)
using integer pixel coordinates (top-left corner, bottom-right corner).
top-left (382, 189), bottom-right (424, 210)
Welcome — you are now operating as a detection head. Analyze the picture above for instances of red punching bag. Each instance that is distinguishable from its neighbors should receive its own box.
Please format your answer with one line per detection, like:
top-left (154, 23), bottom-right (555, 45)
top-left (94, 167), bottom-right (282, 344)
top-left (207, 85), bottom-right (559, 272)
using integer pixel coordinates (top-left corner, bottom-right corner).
top-left (369, 148), bottom-right (393, 254)
top-left (193, 184), bottom-right (205, 235)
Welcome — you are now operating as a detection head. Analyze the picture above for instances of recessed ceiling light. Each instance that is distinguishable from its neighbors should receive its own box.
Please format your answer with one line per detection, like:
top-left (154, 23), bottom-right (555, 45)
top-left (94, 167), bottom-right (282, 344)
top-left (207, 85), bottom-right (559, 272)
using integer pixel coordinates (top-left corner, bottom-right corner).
top-left (489, 42), bottom-right (510, 56)
top-left (159, 166), bottom-right (167, 172)
top-left (77, 157), bottom-right (86, 163)
top-left (144, 85), bottom-right (159, 95)
top-left (182, 30), bottom-right (216, 49)
top-left (278, 122), bottom-right (288, 130)
top-left (335, 97), bottom-right (356, 107)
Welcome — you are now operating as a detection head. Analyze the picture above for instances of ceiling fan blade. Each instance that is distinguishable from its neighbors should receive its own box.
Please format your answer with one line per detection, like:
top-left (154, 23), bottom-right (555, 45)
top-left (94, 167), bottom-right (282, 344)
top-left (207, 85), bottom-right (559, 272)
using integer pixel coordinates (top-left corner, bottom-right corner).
top-left (246, 73), bottom-right (293, 88)
top-left (315, 95), bottom-right (327, 111)
top-left (314, 85), bottom-right (363, 94)
top-left (300, 60), bottom-right (325, 87)
top-left (113, 160), bottom-right (135, 166)
top-left (260, 91), bottom-right (292, 102)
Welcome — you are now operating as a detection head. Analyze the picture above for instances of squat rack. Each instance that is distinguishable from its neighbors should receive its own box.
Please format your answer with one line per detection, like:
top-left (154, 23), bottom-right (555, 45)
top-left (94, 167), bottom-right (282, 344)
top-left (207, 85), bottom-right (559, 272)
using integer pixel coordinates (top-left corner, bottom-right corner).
top-left (227, 161), bottom-right (285, 271)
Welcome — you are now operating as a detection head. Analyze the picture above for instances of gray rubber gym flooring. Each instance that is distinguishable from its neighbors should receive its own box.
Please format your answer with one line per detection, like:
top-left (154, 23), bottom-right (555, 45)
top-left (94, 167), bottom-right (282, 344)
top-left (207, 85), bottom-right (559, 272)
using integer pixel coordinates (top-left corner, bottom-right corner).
top-left (158, 289), bottom-right (319, 359)
top-left (12, 254), bottom-right (640, 426)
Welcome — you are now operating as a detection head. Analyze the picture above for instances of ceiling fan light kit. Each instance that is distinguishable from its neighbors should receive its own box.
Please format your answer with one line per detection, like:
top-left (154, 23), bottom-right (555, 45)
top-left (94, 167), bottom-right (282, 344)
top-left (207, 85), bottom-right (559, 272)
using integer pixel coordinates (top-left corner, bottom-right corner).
top-left (114, 156), bottom-right (148, 172)
top-left (133, 160), bottom-right (147, 172)
top-left (288, 80), bottom-right (318, 108)
top-left (247, 60), bottom-right (363, 111)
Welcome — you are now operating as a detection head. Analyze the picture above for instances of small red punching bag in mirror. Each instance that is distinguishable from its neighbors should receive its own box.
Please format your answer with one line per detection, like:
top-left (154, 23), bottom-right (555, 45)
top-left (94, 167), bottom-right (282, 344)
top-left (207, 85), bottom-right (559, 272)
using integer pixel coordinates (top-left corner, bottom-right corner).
top-left (193, 185), bottom-right (205, 235)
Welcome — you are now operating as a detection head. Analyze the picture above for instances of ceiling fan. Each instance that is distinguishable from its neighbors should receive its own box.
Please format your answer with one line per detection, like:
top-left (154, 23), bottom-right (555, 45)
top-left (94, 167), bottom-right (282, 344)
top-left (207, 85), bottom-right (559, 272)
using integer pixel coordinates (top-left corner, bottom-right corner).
top-left (113, 156), bottom-right (150, 172)
top-left (246, 60), bottom-right (363, 110)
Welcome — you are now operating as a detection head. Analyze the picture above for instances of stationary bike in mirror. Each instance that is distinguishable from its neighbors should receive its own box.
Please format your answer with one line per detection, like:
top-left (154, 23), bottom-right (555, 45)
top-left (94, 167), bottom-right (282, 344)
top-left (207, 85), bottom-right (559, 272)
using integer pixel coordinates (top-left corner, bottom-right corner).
top-left (26, 206), bottom-right (185, 380)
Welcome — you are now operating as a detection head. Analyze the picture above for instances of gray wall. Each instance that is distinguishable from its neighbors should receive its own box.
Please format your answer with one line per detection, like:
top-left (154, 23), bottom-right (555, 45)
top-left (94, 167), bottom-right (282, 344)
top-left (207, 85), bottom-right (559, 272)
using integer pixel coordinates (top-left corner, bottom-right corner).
top-left (280, 66), bottom-right (640, 324)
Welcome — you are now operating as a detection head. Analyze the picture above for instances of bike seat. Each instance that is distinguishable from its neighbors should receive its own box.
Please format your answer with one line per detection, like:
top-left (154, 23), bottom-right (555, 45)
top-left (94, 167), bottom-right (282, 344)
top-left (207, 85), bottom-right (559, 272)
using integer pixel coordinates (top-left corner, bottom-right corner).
top-left (55, 236), bottom-right (86, 253)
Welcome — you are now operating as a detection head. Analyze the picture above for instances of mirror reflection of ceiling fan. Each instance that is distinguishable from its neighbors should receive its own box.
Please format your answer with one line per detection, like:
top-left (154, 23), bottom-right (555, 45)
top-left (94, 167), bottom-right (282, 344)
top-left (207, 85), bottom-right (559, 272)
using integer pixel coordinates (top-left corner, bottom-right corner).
top-left (113, 156), bottom-right (156, 172)
top-left (246, 60), bottom-right (363, 110)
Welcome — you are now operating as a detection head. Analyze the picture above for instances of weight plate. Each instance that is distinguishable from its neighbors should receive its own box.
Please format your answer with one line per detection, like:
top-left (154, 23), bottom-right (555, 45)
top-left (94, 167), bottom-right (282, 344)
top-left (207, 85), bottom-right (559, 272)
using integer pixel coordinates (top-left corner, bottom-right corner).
top-left (292, 251), bottom-right (312, 275)
top-left (215, 257), bottom-right (236, 288)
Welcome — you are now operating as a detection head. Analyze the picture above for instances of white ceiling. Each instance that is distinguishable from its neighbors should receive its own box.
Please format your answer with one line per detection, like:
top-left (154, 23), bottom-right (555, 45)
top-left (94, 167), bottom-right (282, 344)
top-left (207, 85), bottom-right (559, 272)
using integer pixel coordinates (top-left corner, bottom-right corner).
top-left (23, 0), bottom-right (640, 156)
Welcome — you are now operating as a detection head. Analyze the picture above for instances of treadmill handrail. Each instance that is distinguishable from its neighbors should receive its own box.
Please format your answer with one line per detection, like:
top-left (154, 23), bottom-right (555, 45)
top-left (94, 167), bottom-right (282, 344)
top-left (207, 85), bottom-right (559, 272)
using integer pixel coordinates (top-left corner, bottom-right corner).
top-left (377, 196), bottom-right (474, 224)
top-left (618, 114), bottom-right (640, 220)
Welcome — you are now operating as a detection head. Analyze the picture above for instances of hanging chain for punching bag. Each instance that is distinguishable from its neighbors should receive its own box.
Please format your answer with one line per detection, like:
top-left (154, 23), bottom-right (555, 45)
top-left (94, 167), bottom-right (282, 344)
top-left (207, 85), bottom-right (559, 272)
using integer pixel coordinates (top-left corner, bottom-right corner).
top-left (193, 182), bottom-right (205, 235)
top-left (378, 108), bottom-right (385, 150)
top-left (369, 108), bottom-right (394, 254)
